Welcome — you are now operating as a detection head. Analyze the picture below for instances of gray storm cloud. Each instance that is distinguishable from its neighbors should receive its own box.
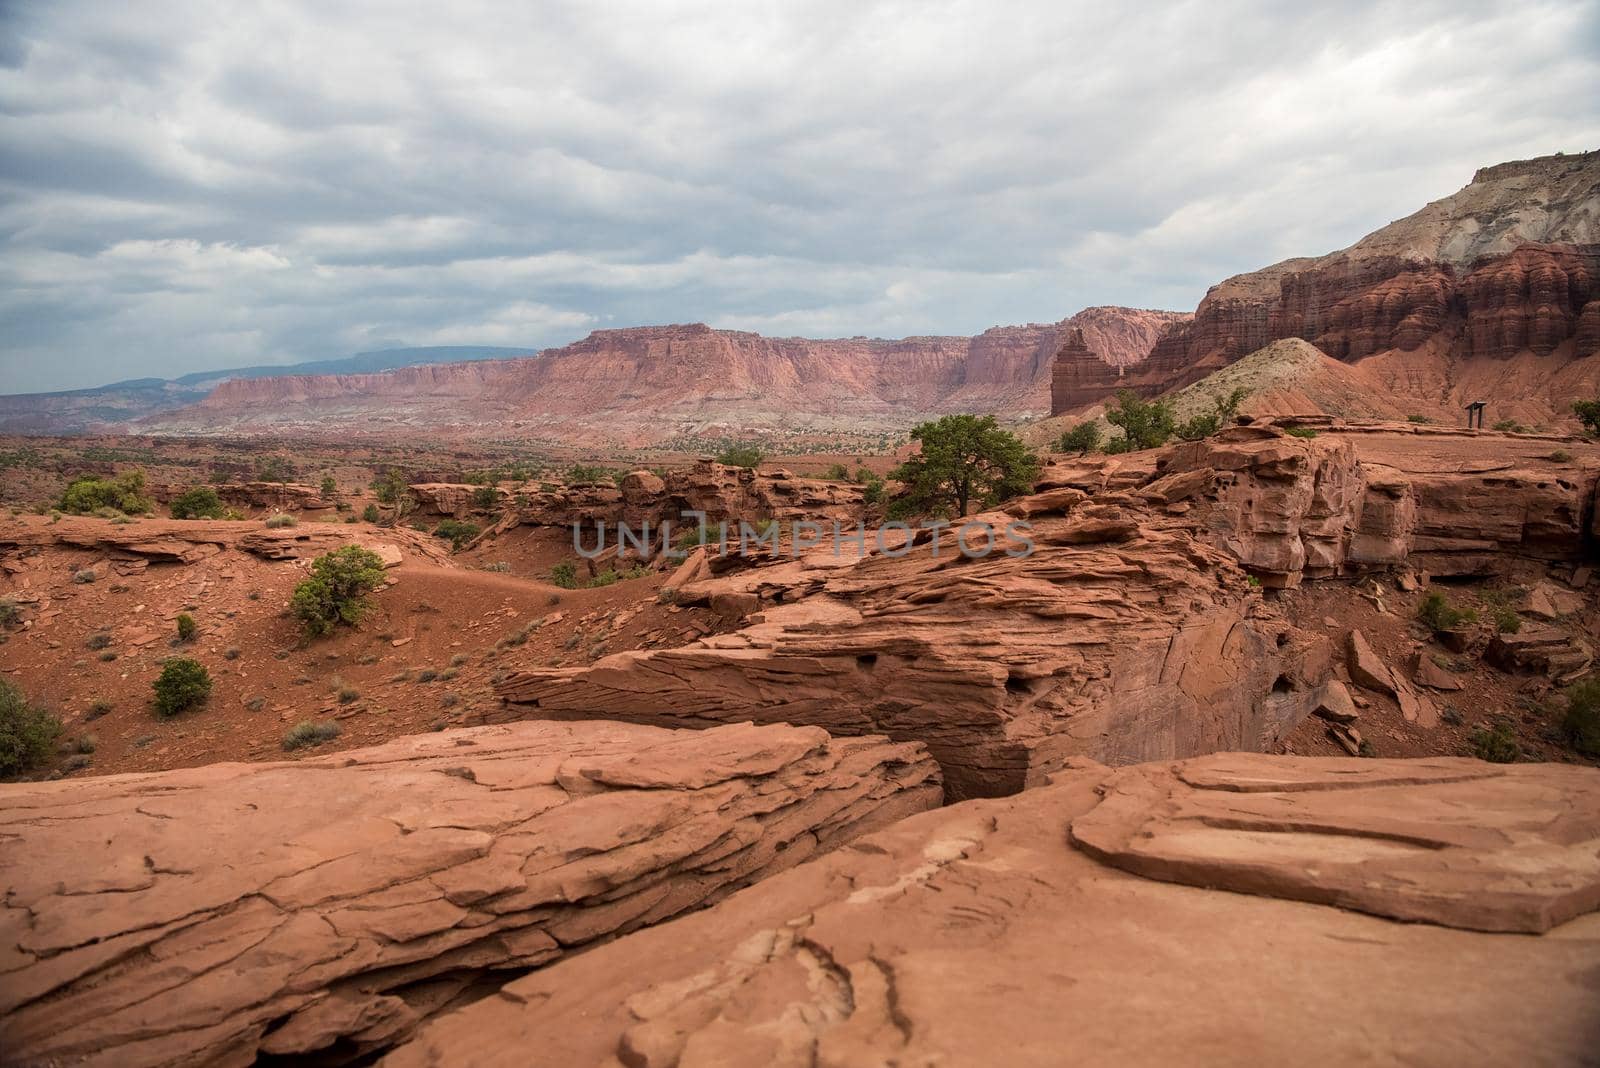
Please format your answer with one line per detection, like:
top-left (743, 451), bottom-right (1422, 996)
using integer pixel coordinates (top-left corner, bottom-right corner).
top-left (1, 0), bottom-right (1597, 392)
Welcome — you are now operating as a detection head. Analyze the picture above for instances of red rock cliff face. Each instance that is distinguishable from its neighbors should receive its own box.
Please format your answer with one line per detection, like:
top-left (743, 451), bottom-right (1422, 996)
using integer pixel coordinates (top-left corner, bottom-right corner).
top-left (1048, 310), bottom-right (1194, 414)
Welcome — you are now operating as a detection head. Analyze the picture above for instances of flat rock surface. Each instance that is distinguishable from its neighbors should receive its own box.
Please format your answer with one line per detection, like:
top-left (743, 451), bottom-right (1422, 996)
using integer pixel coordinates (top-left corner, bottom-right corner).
top-left (0, 721), bottom-right (940, 1067)
top-left (383, 753), bottom-right (1600, 1068)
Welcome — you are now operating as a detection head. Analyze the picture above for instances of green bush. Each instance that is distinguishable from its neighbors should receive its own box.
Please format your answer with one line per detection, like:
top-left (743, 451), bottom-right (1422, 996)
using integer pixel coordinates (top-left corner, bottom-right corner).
top-left (1468, 720), bottom-right (1520, 764)
top-left (714, 443), bottom-right (765, 469)
top-left (169, 486), bottom-right (225, 520)
top-left (361, 503), bottom-right (381, 523)
top-left (821, 463), bottom-right (850, 481)
top-left (1105, 390), bottom-right (1174, 451)
top-left (1286, 426), bottom-right (1320, 439)
top-left (0, 679), bottom-right (63, 777)
top-left (434, 519), bottom-right (481, 550)
top-left (175, 613), bottom-right (196, 642)
top-left (1574, 399), bottom-right (1600, 437)
top-left (264, 513), bottom-right (298, 528)
top-left (320, 475), bottom-right (338, 496)
top-left (564, 464), bottom-right (613, 484)
top-left (1561, 677), bottom-right (1600, 757)
top-left (282, 719), bottom-right (341, 751)
top-left (1407, 414), bottom-right (1433, 424)
top-left (1417, 590), bottom-right (1476, 634)
top-left (550, 561), bottom-right (579, 589)
top-left (0, 598), bottom-right (17, 626)
top-left (1174, 387), bottom-right (1248, 442)
top-left (291, 545), bottom-right (388, 638)
top-left (59, 470), bottom-right (154, 515)
top-left (471, 486), bottom-right (499, 510)
top-left (152, 658), bottom-right (211, 718)
top-left (86, 630), bottom-right (112, 650)
top-left (370, 469), bottom-right (411, 504)
top-left (1492, 419), bottom-right (1528, 434)
top-left (1056, 422), bottom-right (1101, 454)
top-left (1492, 606), bottom-right (1521, 634)
top-left (887, 414), bottom-right (1039, 518)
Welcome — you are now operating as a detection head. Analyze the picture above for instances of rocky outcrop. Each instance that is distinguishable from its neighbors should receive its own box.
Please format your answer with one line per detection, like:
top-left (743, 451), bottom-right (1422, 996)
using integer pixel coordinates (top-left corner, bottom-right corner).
top-left (1051, 152), bottom-right (1600, 418)
top-left (384, 753), bottom-right (1600, 1068)
top-left (495, 492), bottom-right (1329, 800)
top-left (410, 483), bottom-right (507, 518)
top-left (0, 721), bottom-right (940, 1067)
top-left (0, 515), bottom-right (451, 567)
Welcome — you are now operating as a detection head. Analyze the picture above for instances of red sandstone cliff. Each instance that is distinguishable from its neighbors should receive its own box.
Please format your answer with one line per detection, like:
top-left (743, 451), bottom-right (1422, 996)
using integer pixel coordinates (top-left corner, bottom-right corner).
top-left (1051, 151), bottom-right (1600, 419)
top-left (167, 308), bottom-right (1184, 441)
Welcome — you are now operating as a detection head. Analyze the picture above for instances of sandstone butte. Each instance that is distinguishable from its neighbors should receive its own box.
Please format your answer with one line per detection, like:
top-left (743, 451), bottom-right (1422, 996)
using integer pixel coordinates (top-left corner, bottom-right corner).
top-left (139, 306), bottom-right (1185, 440)
top-left (0, 720), bottom-right (941, 1067)
top-left (382, 752), bottom-right (1600, 1067)
top-left (1052, 150), bottom-right (1600, 423)
top-left (489, 424), bottom-right (1600, 799)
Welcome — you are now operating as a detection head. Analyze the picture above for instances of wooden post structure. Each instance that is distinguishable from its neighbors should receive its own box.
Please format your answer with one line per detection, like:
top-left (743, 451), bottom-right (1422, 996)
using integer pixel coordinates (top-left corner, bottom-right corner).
top-left (1465, 401), bottom-right (1486, 429)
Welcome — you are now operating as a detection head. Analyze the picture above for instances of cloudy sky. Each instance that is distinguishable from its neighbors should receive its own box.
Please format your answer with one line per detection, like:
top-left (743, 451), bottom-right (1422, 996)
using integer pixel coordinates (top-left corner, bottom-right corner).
top-left (2, 0), bottom-right (1597, 393)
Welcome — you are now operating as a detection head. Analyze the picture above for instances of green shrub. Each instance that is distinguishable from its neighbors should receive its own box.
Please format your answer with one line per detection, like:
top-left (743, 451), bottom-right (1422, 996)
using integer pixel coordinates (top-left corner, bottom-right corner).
top-left (434, 519), bottom-right (481, 550)
top-left (1174, 387), bottom-right (1248, 442)
top-left (588, 569), bottom-right (621, 588)
top-left (1561, 677), bottom-right (1600, 757)
top-left (291, 545), bottom-right (388, 638)
top-left (264, 513), bottom-right (298, 528)
top-left (1407, 414), bottom-right (1432, 424)
top-left (1286, 426), bottom-right (1320, 439)
top-left (1492, 606), bottom-right (1521, 634)
top-left (169, 486), bottom-right (225, 520)
top-left (0, 598), bottom-right (17, 626)
top-left (282, 719), bottom-right (341, 751)
top-left (1548, 450), bottom-right (1573, 463)
top-left (1417, 590), bottom-right (1476, 634)
top-left (361, 503), bottom-right (381, 523)
top-left (564, 464), bottom-right (613, 484)
top-left (370, 469), bottom-right (410, 504)
top-left (152, 657), bottom-right (211, 718)
top-left (320, 475), bottom-right (338, 496)
top-left (0, 680), bottom-right (63, 777)
top-left (821, 462), bottom-right (850, 481)
top-left (86, 630), bottom-right (112, 650)
top-left (1493, 419), bottom-right (1528, 434)
top-left (1101, 435), bottom-right (1133, 455)
top-left (59, 470), bottom-right (154, 515)
top-left (1056, 422), bottom-right (1101, 454)
top-left (471, 486), bottom-right (499, 510)
top-left (714, 443), bottom-right (765, 469)
top-left (337, 687), bottom-right (360, 704)
top-left (1468, 719), bottom-right (1520, 763)
top-left (1574, 399), bottom-right (1600, 437)
top-left (175, 613), bottom-right (197, 642)
top-left (1105, 390), bottom-right (1175, 451)
top-left (550, 561), bottom-right (579, 589)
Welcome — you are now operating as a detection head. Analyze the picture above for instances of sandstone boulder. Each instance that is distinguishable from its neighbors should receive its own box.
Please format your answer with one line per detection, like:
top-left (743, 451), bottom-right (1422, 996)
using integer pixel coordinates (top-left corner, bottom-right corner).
top-left (383, 754), bottom-right (1600, 1068)
top-left (0, 721), bottom-right (939, 1067)
top-left (1345, 629), bottom-right (1398, 696)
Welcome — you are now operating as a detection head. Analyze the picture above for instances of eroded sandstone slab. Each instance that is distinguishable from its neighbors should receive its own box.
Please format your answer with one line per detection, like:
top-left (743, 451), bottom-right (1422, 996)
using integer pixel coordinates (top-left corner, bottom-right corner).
top-left (382, 753), bottom-right (1600, 1068)
top-left (0, 721), bottom-right (940, 1067)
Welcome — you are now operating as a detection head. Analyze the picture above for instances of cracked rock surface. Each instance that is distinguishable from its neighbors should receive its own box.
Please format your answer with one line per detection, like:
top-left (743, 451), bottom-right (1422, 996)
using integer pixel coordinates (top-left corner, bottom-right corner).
top-left (0, 720), bottom-right (940, 1067)
top-left (383, 752), bottom-right (1600, 1068)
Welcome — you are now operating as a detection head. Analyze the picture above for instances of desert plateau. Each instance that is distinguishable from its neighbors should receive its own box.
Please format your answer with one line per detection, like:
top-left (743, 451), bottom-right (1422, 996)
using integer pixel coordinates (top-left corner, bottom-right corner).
top-left (2, 3), bottom-right (1599, 1066)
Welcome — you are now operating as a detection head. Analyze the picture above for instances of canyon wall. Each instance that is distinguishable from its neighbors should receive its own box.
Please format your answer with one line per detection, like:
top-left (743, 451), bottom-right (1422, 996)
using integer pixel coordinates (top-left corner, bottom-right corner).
top-left (1052, 151), bottom-right (1600, 416)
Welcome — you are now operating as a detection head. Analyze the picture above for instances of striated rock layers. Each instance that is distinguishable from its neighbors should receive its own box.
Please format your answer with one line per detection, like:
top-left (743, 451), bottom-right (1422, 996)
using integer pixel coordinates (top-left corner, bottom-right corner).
top-left (384, 753), bottom-right (1600, 1068)
top-left (1052, 151), bottom-right (1600, 415)
top-left (495, 492), bottom-right (1329, 800)
top-left (1042, 424), bottom-right (1600, 584)
top-left (0, 721), bottom-right (940, 1067)
top-left (151, 308), bottom-right (1184, 440)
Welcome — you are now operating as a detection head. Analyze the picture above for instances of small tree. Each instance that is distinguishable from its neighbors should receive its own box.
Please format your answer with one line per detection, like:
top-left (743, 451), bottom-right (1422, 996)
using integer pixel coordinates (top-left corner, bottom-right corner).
top-left (59, 470), bottom-right (154, 515)
top-left (0, 679), bottom-right (62, 777)
top-left (152, 658), bottom-right (211, 718)
top-left (1105, 390), bottom-right (1175, 451)
top-left (1056, 422), bottom-right (1101, 454)
top-left (471, 486), bottom-right (499, 510)
top-left (434, 519), bottom-right (480, 550)
top-left (361, 503), bottom-right (381, 523)
top-left (371, 469), bottom-right (411, 504)
top-left (821, 463), bottom-right (850, 481)
top-left (1176, 387), bottom-right (1249, 441)
top-left (320, 474), bottom-right (338, 496)
top-left (175, 613), bottom-right (197, 642)
top-left (887, 414), bottom-right (1040, 518)
top-left (1575, 399), bottom-right (1600, 437)
top-left (1562, 676), bottom-right (1600, 757)
top-left (170, 486), bottom-right (225, 520)
top-left (256, 456), bottom-right (296, 483)
top-left (291, 546), bottom-right (388, 638)
top-left (715, 443), bottom-right (765, 470)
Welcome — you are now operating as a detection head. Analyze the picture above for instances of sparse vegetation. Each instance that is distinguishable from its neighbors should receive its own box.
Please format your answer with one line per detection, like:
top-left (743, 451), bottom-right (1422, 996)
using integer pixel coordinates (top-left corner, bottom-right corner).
top-left (1492, 418), bottom-right (1528, 434)
top-left (86, 631), bottom-right (112, 650)
top-left (1574, 399), bottom-right (1600, 437)
top-left (362, 503), bottom-right (381, 523)
top-left (224, 646), bottom-right (241, 660)
top-left (1416, 590), bottom-right (1476, 635)
top-left (175, 613), bottom-right (197, 642)
top-left (291, 545), bottom-right (389, 638)
top-left (152, 657), bottom-right (212, 718)
top-left (564, 464), bottom-right (614, 484)
top-left (1105, 389), bottom-right (1175, 452)
top-left (550, 561), bottom-right (579, 589)
top-left (1548, 450), bottom-right (1573, 463)
top-left (1407, 414), bottom-right (1433, 424)
top-left (433, 519), bottom-right (480, 550)
top-left (264, 513), bottom-right (298, 528)
top-left (1056, 422), bottom-right (1102, 454)
top-left (1560, 676), bottom-right (1600, 757)
top-left (320, 474), bottom-right (338, 496)
top-left (714, 443), bottom-right (766, 470)
top-left (887, 414), bottom-right (1039, 518)
top-left (471, 486), bottom-right (499, 510)
top-left (1492, 606), bottom-right (1521, 634)
top-left (282, 719), bottom-right (341, 751)
top-left (337, 687), bottom-right (360, 704)
top-left (1468, 719), bottom-right (1520, 763)
top-left (85, 699), bottom-right (113, 721)
top-left (0, 679), bottom-right (63, 777)
top-left (169, 486), bottom-right (226, 520)
top-left (0, 598), bottom-right (17, 627)
top-left (59, 470), bottom-right (154, 516)
top-left (1174, 387), bottom-right (1248, 442)
top-left (73, 568), bottom-right (97, 584)
top-left (1285, 426), bottom-right (1320, 439)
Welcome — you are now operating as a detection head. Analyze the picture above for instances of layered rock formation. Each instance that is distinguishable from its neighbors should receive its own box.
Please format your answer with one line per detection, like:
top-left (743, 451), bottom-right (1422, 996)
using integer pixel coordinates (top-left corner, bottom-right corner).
top-left (0, 721), bottom-right (940, 1067)
top-left (494, 490), bottom-right (1328, 799)
top-left (142, 308), bottom-right (1184, 442)
top-left (1052, 152), bottom-right (1600, 420)
top-left (1042, 423), bottom-right (1600, 586)
top-left (384, 753), bottom-right (1600, 1067)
